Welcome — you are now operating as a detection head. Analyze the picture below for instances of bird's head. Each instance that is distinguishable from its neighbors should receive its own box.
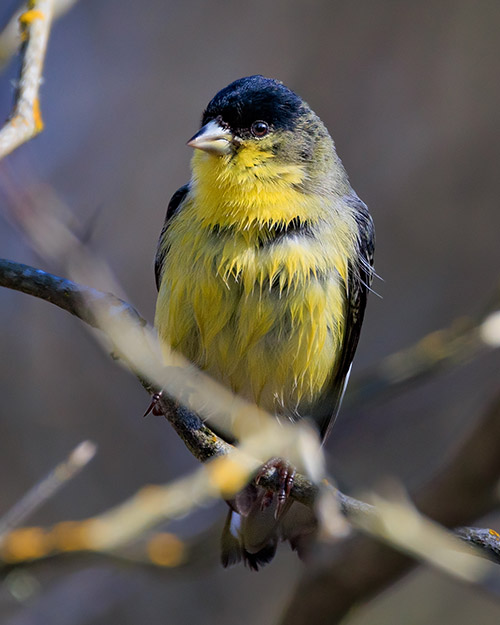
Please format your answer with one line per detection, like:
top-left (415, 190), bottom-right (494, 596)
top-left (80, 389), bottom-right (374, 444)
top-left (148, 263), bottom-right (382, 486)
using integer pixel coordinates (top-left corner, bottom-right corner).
top-left (188, 75), bottom-right (340, 194)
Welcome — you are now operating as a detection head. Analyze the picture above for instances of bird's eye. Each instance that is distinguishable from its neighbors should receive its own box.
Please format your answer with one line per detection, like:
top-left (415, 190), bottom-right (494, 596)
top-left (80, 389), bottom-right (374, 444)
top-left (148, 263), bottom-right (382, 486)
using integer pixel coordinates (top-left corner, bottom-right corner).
top-left (250, 121), bottom-right (269, 138)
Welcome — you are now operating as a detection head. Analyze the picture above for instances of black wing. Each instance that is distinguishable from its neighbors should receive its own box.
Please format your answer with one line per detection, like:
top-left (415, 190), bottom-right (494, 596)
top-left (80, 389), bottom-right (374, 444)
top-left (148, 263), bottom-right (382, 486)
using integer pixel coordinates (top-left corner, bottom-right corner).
top-left (317, 196), bottom-right (375, 440)
top-left (154, 183), bottom-right (190, 291)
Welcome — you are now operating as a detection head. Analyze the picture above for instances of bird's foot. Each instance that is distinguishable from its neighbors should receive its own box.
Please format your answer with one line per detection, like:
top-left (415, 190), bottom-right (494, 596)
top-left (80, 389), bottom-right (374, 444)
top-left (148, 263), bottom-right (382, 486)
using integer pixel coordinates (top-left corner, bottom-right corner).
top-left (255, 457), bottom-right (296, 519)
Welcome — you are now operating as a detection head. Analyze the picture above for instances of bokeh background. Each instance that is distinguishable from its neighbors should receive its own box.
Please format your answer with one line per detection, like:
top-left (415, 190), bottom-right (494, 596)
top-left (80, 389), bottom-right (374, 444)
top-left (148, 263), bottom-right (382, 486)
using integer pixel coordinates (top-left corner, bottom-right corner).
top-left (1, 1), bottom-right (500, 623)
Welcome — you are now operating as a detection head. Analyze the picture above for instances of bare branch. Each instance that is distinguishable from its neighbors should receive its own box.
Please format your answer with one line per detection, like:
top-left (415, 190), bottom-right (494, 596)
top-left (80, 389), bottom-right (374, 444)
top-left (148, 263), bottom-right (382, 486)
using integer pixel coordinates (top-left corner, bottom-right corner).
top-left (454, 527), bottom-right (500, 564)
top-left (0, 0), bottom-right (55, 159)
top-left (0, 257), bottom-right (144, 329)
top-left (0, 0), bottom-right (77, 69)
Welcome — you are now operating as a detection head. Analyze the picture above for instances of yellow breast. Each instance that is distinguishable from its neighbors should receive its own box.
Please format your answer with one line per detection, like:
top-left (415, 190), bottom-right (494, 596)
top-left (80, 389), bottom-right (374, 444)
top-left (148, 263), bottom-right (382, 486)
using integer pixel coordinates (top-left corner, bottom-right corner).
top-left (155, 150), bottom-right (358, 417)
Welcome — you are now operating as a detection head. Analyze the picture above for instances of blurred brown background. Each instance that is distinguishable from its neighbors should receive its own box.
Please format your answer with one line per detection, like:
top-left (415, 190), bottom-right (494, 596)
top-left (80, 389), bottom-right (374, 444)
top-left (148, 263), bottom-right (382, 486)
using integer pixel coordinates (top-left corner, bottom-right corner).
top-left (1, 1), bottom-right (500, 623)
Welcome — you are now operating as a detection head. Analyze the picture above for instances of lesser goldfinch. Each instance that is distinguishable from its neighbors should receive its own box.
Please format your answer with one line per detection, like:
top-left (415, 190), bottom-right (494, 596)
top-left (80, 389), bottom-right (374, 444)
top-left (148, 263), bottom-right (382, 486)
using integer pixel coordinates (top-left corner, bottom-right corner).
top-left (154, 75), bottom-right (374, 569)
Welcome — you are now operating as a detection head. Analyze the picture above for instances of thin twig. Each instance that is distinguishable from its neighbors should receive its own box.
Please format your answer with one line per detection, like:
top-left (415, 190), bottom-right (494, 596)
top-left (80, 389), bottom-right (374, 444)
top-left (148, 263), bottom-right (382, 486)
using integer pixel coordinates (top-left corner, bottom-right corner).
top-left (346, 289), bottom-right (500, 408)
top-left (0, 441), bottom-right (96, 541)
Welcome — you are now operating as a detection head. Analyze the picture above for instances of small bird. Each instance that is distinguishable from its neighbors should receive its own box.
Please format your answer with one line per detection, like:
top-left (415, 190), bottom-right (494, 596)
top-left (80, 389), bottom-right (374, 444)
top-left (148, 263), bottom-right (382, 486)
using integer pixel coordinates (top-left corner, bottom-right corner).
top-left (154, 75), bottom-right (374, 569)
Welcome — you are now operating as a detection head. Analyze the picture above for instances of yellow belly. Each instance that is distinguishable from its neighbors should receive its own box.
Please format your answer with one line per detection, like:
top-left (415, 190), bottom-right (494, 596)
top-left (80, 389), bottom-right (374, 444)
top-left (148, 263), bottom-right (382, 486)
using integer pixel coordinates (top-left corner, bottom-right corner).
top-left (155, 227), bottom-right (347, 417)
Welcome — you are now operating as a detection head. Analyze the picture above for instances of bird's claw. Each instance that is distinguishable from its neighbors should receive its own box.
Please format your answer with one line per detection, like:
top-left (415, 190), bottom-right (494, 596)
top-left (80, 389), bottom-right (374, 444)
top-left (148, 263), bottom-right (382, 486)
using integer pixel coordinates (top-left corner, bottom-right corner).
top-left (255, 457), bottom-right (296, 519)
top-left (143, 391), bottom-right (164, 417)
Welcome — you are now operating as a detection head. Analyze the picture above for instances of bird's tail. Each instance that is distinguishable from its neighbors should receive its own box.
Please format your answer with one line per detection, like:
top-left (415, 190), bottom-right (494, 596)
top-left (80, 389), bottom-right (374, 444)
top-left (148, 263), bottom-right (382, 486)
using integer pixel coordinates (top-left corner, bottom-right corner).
top-left (220, 483), bottom-right (317, 570)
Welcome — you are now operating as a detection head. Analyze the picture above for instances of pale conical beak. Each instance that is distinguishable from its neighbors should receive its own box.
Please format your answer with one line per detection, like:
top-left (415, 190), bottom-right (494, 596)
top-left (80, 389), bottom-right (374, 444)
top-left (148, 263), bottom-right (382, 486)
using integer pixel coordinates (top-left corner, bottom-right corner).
top-left (187, 120), bottom-right (234, 155)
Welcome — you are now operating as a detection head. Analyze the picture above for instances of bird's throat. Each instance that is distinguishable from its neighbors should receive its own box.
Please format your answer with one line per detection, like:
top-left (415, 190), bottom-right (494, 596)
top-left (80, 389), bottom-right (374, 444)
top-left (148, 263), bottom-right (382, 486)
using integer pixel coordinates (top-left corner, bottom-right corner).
top-left (190, 149), bottom-right (324, 233)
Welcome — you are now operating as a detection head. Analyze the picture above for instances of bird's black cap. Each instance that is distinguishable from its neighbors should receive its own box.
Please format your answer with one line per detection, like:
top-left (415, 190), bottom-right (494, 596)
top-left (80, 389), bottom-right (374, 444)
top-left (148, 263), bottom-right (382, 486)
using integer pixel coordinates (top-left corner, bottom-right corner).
top-left (201, 75), bottom-right (305, 135)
